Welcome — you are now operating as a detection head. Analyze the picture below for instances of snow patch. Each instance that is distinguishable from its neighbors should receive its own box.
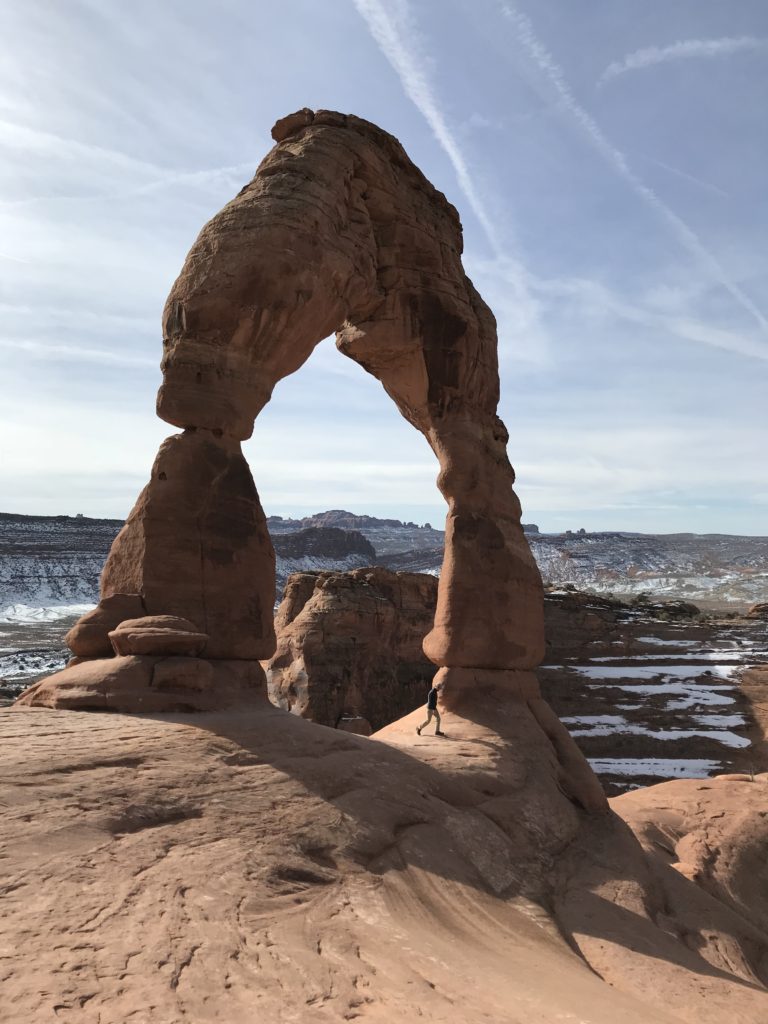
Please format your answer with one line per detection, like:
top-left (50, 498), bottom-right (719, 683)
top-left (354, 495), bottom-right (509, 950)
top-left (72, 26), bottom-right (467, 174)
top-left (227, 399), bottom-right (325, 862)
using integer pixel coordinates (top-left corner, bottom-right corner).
top-left (587, 758), bottom-right (722, 778)
top-left (564, 663), bottom-right (739, 680)
top-left (0, 603), bottom-right (95, 624)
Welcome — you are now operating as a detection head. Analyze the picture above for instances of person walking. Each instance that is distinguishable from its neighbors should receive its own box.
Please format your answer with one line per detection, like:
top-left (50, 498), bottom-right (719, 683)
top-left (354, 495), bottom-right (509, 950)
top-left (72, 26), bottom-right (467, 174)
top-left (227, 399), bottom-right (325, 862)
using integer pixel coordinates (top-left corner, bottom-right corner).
top-left (416, 681), bottom-right (444, 736)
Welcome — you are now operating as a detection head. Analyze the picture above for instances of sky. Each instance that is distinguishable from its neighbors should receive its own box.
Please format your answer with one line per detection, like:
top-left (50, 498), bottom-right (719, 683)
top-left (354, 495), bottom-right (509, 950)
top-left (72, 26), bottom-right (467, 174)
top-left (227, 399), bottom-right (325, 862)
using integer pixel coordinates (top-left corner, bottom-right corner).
top-left (1, 0), bottom-right (767, 534)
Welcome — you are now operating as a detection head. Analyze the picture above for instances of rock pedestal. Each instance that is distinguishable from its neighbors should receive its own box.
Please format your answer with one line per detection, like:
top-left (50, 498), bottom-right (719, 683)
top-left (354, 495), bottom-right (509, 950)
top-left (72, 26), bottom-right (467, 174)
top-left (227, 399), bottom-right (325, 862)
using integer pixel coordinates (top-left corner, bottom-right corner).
top-left (101, 429), bottom-right (275, 660)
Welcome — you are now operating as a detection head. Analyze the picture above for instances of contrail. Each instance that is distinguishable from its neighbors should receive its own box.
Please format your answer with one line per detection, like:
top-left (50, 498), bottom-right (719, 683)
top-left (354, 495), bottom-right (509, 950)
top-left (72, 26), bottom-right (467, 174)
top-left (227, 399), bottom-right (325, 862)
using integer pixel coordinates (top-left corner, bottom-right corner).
top-left (538, 275), bottom-right (768, 362)
top-left (648, 159), bottom-right (729, 200)
top-left (600, 36), bottom-right (767, 84)
top-left (352, 0), bottom-right (501, 253)
top-left (500, 4), bottom-right (768, 333)
top-left (352, 0), bottom-right (543, 352)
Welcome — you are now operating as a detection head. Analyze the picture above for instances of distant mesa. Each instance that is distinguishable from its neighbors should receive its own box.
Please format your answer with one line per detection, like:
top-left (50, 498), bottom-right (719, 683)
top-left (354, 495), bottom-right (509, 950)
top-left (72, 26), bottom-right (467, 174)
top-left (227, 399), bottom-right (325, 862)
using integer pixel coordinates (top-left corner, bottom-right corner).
top-left (272, 526), bottom-right (375, 561)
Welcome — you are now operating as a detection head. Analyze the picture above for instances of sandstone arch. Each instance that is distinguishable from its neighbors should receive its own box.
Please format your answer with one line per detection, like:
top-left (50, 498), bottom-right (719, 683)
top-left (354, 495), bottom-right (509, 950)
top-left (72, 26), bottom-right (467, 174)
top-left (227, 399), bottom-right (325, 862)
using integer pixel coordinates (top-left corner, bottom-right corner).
top-left (20, 111), bottom-right (542, 709)
top-left (159, 108), bottom-right (544, 666)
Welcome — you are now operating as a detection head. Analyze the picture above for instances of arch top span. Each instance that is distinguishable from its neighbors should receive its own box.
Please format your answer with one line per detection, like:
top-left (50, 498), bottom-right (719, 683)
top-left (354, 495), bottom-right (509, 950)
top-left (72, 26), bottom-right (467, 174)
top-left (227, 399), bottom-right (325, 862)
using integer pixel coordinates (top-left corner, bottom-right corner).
top-left (18, 108), bottom-right (545, 714)
top-left (157, 108), bottom-right (498, 442)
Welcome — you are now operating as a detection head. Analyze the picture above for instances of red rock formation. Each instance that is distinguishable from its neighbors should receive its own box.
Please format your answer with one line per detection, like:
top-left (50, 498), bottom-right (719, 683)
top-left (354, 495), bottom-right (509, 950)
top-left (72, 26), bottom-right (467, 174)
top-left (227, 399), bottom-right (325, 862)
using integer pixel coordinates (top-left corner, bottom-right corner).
top-left (108, 616), bottom-right (207, 657)
top-left (267, 568), bottom-right (438, 733)
top-left (18, 656), bottom-right (266, 713)
top-left (156, 108), bottom-right (543, 674)
top-left (18, 109), bottom-right (600, 814)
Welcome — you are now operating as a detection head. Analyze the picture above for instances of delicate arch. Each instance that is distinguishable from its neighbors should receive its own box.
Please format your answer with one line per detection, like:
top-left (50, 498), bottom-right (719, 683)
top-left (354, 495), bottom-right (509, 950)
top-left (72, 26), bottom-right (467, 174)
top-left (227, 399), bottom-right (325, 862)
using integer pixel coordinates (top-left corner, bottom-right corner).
top-left (20, 109), bottom-right (545, 710)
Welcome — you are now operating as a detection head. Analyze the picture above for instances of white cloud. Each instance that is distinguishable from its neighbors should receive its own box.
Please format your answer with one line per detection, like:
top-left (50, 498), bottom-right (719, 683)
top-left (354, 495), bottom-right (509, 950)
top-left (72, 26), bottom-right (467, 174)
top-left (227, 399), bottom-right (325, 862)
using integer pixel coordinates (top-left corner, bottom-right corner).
top-left (600, 36), bottom-right (768, 84)
top-left (500, 5), bottom-right (768, 335)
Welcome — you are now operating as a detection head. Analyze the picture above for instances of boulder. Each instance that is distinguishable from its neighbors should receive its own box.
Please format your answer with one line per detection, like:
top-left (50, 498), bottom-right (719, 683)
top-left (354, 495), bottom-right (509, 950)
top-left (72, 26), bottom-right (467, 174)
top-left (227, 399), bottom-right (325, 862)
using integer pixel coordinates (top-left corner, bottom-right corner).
top-left (267, 567), bottom-right (438, 731)
top-left (108, 615), bottom-right (208, 657)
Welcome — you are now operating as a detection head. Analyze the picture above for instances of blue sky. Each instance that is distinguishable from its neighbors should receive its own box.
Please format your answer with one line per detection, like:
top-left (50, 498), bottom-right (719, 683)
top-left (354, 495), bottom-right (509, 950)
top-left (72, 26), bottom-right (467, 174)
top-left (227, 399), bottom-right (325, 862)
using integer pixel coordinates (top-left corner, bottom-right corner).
top-left (1, 0), bottom-right (766, 533)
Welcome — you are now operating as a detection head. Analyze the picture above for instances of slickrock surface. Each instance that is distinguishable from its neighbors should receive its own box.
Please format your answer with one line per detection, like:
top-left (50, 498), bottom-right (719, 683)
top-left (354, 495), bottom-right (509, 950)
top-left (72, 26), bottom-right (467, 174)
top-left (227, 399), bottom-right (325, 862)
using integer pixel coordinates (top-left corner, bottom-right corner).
top-left (267, 567), bottom-right (438, 733)
top-left (3, 704), bottom-right (767, 1024)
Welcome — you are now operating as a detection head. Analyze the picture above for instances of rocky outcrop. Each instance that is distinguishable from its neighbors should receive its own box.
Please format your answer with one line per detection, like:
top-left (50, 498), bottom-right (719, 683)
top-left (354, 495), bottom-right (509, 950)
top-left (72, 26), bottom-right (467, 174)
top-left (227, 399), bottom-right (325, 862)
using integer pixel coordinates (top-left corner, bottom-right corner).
top-left (99, 430), bottom-right (276, 661)
top-left (270, 510), bottom-right (410, 531)
top-left (15, 656), bottom-right (266, 713)
top-left (272, 526), bottom-right (375, 561)
top-left (65, 593), bottom-right (146, 658)
top-left (108, 616), bottom-right (208, 657)
top-left (747, 603), bottom-right (768, 620)
top-left (267, 567), bottom-right (438, 733)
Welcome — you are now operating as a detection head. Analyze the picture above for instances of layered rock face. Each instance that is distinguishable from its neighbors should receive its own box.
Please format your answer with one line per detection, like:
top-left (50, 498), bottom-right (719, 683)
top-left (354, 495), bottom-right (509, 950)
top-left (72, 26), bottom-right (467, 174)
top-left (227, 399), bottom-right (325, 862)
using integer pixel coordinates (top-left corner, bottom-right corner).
top-left (267, 567), bottom-right (438, 733)
top-left (272, 526), bottom-right (375, 562)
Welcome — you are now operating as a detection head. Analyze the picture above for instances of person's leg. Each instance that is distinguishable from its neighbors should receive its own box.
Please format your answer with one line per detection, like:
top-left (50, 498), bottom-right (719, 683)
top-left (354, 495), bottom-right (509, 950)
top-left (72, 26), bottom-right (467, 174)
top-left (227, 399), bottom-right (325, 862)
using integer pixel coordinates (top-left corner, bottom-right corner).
top-left (417, 708), bottom-right (434, 734)
top-left (433, 709), bottom-right (442, 734)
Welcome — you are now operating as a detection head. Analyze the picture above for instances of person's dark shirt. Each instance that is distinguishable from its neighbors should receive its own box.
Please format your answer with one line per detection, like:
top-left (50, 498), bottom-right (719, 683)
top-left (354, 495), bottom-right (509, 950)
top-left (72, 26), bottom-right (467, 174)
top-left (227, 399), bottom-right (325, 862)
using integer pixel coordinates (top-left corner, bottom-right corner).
top-left (426, 686), bottom-right (438, 710)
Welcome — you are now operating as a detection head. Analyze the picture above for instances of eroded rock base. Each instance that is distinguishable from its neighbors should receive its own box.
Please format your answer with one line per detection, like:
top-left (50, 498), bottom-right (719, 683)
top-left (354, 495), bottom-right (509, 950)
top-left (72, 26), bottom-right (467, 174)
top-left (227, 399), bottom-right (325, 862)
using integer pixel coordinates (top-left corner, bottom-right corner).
top-left (14, 656), bottom-right (267, 713)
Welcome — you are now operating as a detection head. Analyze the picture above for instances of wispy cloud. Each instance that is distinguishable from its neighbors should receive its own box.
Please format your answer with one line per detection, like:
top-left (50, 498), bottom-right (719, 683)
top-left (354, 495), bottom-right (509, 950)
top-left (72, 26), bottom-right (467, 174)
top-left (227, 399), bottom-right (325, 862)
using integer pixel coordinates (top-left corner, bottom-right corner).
top-left (600, 36), bottom-right (768, 84)
top-left (0, 338), bottom-right (157, 368)
top-left (0, 117), bottom-right (165, 176)
top-left (537, 275), bottom-right (768, 362)
top-left (353, 0), bottom-right (500, 253)
top-left (0, 250), bottom-right (30, 264)
top-left (500, 5), bottom-right (768, 334)
top-left (0, 118), bottom-right (254, 208)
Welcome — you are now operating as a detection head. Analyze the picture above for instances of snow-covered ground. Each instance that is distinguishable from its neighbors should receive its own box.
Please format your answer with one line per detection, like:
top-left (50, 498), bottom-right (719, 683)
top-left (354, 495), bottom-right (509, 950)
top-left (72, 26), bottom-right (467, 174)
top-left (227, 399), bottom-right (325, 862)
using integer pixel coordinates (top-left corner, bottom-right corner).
top-left (540, 614), bottom-right (768, 792)
top-left (587, 758), bottom-right (723, 778)
top-left (0, 602), bottom-right (95, 624)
